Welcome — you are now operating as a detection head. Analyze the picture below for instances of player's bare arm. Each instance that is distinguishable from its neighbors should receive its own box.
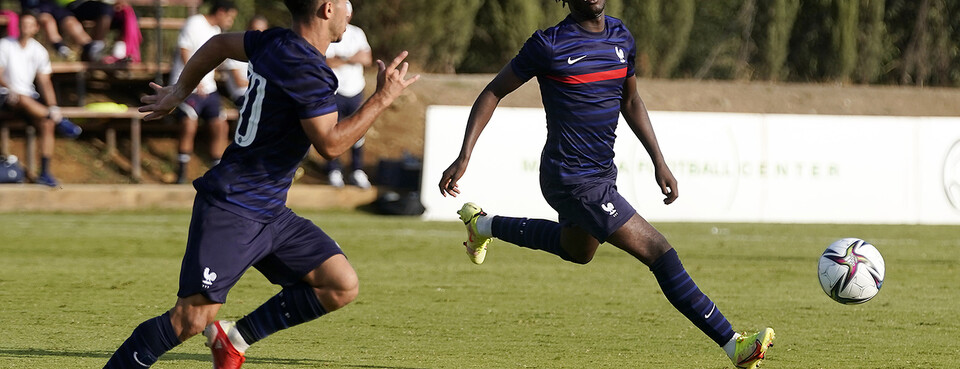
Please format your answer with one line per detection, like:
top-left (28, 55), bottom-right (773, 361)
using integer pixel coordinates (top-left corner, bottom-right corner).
top-left (439, 64), bottom-right (526, 197)
top-left (36, 73), bottom-right (57, 107)
top-left (302, 50), bottom-right (419, 159)
top-left (620, 76), bottom-right (678, 204)
top-left (139, 32), bottom-right (247, 120)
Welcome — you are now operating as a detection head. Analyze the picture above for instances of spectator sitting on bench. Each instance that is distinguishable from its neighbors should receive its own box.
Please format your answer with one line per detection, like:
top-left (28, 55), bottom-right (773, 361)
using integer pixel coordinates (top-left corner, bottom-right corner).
top-left (0, 12), bottom-right (82, 187)
top-left (18, 0), bottom-right (100, 60)
top-left (168, 0), bottom-right (237, 184)
top-left (64, 0), bottom-right (140, 63)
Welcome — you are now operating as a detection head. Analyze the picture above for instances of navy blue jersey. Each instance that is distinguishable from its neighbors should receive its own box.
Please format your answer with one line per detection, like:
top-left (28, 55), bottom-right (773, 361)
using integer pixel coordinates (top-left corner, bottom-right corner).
top-left (194, 28), bottom-right (338, 221)
top-left (510, 15), bottom-right (636, 185)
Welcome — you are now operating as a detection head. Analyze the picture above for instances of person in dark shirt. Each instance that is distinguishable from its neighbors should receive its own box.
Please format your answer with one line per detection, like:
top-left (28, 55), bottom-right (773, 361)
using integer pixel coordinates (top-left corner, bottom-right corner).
top-left (438, 1), bottom-right (774, 368)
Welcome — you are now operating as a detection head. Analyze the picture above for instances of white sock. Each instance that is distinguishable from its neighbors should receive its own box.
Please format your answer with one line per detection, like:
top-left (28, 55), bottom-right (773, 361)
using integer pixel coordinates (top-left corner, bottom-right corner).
top-left (722, 332), bottom-right (741, 359)
top-left (475, 213), bottom-right (494, 238)
top-left (227, 325), bottom-right (251, 353)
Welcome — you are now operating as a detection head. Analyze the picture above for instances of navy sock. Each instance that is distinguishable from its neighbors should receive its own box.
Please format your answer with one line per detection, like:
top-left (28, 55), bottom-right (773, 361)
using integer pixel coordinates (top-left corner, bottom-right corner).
top-left (235, 283), bottom-right (327, 345)
top-left (103, 312), bottom-right (180, 368)
top-left (176, 152), bottom-right (190, 179)
top-left (350, 145), bottom-right (363, 172)
top-left (491, 216), bottom-right (574, 262)
top-left (40, 157), bottom-right (50, 176)
top-left (650, 249), bottom-right (735, 346)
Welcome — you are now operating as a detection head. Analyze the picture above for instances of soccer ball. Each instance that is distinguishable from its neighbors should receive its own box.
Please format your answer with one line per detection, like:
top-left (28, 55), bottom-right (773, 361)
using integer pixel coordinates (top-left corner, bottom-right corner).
top-left (817, 238), bottom-right (885, 304)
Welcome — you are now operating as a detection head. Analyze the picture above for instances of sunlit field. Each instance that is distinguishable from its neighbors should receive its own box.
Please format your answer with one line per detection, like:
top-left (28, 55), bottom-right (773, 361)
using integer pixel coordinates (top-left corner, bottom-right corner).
top-left (1, 210), bottom-right (957, 368)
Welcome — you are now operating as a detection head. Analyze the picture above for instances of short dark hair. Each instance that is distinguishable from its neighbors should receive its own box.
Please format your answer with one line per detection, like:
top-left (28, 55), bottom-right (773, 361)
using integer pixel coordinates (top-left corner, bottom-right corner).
top-left (208, 0), bottom-right (237, 15)
top-left (284, 0), bottom-right (321, 22)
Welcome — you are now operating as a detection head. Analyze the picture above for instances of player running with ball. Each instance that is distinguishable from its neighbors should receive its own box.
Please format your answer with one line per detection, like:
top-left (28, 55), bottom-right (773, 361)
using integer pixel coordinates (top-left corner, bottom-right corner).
top-left (438, 0), bottom-right (774, 368)
top-left (102, 0), bottom-right (418, 367)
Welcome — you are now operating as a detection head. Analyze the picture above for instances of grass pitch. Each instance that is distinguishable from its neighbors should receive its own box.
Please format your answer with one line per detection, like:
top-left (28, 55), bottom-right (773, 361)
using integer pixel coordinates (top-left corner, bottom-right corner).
top-left (1, 209), bottom-right (958, 368)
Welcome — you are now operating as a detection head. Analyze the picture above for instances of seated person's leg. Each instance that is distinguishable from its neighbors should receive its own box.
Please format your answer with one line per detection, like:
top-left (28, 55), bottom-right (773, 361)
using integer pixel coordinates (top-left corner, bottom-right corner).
top-left (67, 0), bottom-right (112, 61)
top-left (175, 94), bottom-right (205, 184)
top-left (8, 93), bottom-right (58, 185)
top-left (32, 11), bottom-right (72, 57)
top-left (197, 92), bottom-right (227, 167)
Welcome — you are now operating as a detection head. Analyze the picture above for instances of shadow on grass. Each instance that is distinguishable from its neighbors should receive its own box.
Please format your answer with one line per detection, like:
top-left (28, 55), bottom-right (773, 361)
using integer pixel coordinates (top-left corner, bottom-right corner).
top-left (0, 347), bottom-right (427, 368)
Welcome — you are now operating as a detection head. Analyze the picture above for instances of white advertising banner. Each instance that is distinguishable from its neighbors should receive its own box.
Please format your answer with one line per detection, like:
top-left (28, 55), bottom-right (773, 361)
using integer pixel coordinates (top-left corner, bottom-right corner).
top-left (421, 105), bottom-right (960, 224)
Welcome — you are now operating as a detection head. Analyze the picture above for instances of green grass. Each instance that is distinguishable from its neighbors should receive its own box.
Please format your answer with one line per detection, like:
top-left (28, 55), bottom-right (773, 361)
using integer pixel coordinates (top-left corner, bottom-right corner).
top-left (1, 210), bottom-right (958, 368)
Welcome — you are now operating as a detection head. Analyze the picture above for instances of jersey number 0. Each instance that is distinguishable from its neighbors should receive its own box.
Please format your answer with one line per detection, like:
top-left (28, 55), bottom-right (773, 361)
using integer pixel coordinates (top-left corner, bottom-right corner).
top-left (235, 68), bottom-right (267, 147)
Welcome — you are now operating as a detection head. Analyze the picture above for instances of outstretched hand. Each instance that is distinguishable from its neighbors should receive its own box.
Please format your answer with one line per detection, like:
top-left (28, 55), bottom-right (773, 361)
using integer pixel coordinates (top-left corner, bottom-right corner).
top-left (139, 82), bottom-right (187, 121)
top-left (375, 51), bottom-right (420, 103)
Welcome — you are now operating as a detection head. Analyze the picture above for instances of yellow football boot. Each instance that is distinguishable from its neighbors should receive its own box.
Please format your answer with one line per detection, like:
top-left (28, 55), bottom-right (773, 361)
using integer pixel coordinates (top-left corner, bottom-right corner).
top-left (732, 328), bottom-right (775, 369)
top-left (457, 202), bottom-right (491, 264)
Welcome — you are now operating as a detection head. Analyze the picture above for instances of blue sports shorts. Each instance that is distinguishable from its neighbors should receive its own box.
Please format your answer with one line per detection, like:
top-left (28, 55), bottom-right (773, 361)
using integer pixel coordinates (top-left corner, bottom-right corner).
top-left (177, 195), bottom-right (344, 303)
top-left (540, 176), bottom-right (637, 242)
top-left (176, 92), bottom-right (223, 121)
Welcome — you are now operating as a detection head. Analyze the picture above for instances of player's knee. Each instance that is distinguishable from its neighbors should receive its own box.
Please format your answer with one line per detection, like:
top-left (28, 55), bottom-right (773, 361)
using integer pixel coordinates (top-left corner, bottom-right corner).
top-left (565, 252), bottom-right (594, 265)
top-left (562, 245), bottom-right (596, 265)
top-left (637, 234), bottom-right (671, 265)
top-left (316, 275), bottom-right (359, 311)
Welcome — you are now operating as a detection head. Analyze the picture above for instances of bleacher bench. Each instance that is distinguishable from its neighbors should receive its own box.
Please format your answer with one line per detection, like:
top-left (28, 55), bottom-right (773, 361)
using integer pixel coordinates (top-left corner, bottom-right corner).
top-left (1, 106), bottom-right (238, 182)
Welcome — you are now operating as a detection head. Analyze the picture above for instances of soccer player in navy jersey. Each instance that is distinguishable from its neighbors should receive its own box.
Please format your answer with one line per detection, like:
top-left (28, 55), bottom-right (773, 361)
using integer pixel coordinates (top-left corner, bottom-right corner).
top-left (438, 0), bottom-right (774, 368)
top-left (102, 1), bottom-right (418, 368)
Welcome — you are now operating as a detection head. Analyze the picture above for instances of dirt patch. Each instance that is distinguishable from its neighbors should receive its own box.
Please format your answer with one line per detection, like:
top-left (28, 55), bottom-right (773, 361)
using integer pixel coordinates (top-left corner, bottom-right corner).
top-left (11, 75), bottom-right (960, 185)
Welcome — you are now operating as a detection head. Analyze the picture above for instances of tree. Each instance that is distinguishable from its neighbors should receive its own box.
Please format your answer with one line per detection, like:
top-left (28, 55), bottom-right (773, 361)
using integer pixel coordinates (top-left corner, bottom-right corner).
top-left (756, 0), bottom-right (800, 81)
top-left (460, 0), bottom-right (541, 73)
top-left (622, 0), bottom-right (695, 78)
top-left (832, 0), bottom-right (859, 82)
top-left (855, 0), bottom-right (887, 84)
top-left (677, 0), bottom-right (743, 80)
top-left (353, 0), bottom-right (484, 73)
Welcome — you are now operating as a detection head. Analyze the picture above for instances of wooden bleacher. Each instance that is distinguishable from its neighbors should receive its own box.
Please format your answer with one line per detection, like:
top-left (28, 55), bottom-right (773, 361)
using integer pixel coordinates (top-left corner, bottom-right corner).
top-left (0, 0), bottom-right (251, 184)
top-left (1, 106), bottom-right (238, 182)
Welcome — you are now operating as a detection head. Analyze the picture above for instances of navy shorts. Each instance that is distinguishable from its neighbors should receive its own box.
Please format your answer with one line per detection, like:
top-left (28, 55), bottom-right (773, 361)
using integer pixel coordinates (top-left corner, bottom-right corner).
top-left (68, 1), bottom-right (115, 22)
top-left (540, 176), bottom-right (637, 242)
top-left (335, 92), bottom-right (364, 121)
top-left (176, 92), bottom-right (223, 121)
top-left (178, 195), bottom-right (344, 303)
top-left (20, 0), bottom-right (73, 22)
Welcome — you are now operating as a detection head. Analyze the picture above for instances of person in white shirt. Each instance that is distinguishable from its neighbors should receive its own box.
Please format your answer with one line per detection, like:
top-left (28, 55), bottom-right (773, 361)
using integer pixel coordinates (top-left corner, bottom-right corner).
top-left (168, 0), bottom-right (237, 184)
top-left (323, 0), bottom-right (372, 189)
top-left (0, 12), bottom-right (81, 187)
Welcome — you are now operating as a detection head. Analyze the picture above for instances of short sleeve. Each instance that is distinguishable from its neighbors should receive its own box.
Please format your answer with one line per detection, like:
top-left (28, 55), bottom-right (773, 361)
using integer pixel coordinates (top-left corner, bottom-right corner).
top-left (292, 65), bottom-right (338, 119)
top-left (36, 48), bottom-right (51, 75)
top-left (510, 31), bottom-right (552, 82)
top-left (0, 42), bottom-right (8, 70)
top-left (176, 18), bottom-right (196, 50)
top-left (355, 28), bottom-right (371, 52)
top-left (32, 40), bottom-right (51, 74)
top-left (243, 30), bottom-right (264, 61)
top-left (177, 16), bottom-right (214, 51)
top-left (625, 33), bottom-right (636, 77)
